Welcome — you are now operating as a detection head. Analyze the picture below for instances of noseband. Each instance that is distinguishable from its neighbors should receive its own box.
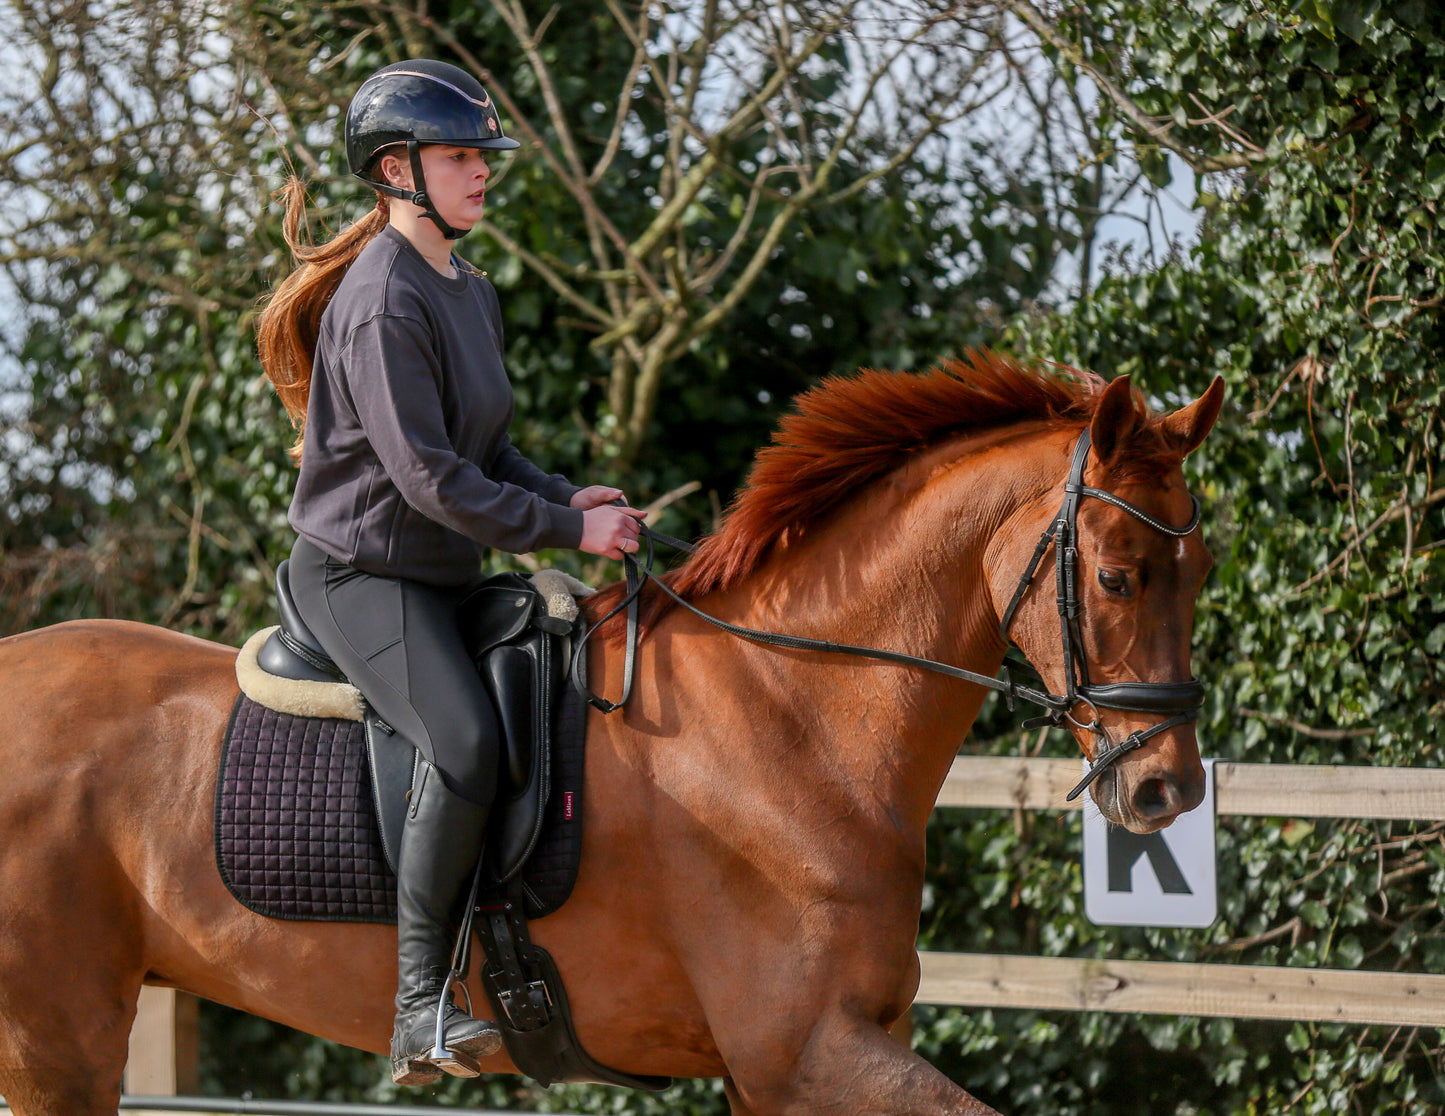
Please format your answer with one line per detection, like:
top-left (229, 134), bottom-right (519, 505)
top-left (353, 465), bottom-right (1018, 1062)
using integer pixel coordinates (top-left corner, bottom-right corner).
top-left (574, 428), bottom-right (1205, 804)
top-left (998, 430), bottom-right (1204, 800)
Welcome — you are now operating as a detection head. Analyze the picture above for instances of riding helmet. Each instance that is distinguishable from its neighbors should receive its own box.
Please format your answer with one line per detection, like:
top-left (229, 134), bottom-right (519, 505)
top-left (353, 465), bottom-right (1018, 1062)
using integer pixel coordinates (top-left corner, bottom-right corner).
top-left (346, 59), bottom-right (520, 238)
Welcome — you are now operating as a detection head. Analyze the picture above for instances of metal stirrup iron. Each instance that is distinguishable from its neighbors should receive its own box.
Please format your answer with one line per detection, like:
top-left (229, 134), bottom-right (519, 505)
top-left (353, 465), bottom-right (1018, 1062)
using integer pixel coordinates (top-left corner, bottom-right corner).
top-left (428, 855), bottom-right (488, 1076)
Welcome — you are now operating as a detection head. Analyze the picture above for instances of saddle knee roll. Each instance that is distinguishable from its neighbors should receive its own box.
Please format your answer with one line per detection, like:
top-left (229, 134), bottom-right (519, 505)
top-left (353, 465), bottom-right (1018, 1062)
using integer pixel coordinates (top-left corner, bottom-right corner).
top-left (482, 640), bottom-right (551, 882)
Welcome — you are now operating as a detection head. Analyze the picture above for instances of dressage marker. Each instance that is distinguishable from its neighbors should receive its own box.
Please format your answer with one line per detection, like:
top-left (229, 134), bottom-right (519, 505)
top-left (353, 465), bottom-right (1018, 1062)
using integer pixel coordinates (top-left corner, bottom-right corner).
top-left (926, 755), bottom-right (1445, 1024)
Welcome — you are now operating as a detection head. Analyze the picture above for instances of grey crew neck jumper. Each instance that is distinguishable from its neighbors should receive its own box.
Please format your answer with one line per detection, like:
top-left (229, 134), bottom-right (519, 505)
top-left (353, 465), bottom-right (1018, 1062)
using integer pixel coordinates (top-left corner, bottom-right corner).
top-left (288, 225), bottom-right (583, 585)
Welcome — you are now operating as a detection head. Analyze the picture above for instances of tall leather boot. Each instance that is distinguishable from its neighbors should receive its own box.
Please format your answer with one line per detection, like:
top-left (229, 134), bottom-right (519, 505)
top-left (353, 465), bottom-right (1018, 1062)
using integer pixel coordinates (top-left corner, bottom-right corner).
top-left (390, 762), bottom-right (502, 1086)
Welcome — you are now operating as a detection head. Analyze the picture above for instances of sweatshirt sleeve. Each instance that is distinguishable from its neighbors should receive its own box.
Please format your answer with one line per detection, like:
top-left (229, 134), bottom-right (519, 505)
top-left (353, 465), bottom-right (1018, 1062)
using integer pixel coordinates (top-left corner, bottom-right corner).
top-left (340, 312), bottom-right (584, 553)
top-left (490, 435), bottom-right (582, 507)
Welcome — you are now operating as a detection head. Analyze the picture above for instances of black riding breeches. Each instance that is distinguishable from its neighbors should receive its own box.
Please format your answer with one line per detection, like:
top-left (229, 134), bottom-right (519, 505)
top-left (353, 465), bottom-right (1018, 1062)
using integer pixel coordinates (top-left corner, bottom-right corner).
top-left (287, 536), bottom-right (499, 808)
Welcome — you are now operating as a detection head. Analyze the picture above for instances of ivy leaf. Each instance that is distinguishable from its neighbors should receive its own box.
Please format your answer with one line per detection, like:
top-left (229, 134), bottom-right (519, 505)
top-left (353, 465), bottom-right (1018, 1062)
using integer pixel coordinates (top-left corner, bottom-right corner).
top-left (1335, 3), bottom-right (1368, 44)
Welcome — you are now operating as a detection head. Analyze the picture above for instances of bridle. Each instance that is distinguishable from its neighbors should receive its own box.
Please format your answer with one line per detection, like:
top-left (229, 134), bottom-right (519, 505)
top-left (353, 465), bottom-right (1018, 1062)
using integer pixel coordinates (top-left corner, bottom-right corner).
top-left (996, 429), bottom-right (1204, 799)
top-left (573, 428), bottom-right (1205, 803)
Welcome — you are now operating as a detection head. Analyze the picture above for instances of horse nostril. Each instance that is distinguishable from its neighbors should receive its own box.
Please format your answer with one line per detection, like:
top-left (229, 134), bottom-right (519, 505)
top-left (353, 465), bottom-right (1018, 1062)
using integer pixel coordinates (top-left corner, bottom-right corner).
top-left (1132, 776), bottom-right (1183, 821)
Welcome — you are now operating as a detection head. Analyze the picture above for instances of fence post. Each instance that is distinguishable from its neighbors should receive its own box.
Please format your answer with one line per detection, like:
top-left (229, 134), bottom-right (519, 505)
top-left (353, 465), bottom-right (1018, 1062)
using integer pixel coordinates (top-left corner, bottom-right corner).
top-left (123, 987), bottom-right (199, 1095)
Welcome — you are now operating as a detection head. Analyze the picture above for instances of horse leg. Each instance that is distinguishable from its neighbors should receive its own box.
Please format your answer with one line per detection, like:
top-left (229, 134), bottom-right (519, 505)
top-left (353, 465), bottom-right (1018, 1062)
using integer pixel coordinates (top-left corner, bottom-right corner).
top-left (0, 790), bottom-right (145, 1114)
top-left (722, 1012), bottom-right (1002, 1116)
top-left (0, 960), bottom-right (140, 1116)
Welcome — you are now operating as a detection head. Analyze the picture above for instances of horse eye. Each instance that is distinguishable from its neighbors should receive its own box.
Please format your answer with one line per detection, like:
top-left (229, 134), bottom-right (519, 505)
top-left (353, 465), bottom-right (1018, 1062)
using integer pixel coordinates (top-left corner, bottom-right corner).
top-left (1098, 568), bottom-right (1128, 595)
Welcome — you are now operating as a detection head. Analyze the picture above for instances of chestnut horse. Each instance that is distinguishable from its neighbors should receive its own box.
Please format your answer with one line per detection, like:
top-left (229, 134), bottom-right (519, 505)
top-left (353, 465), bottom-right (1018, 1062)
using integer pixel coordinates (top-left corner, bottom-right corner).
top-left (0, 356), bottom-right (1222, 1116)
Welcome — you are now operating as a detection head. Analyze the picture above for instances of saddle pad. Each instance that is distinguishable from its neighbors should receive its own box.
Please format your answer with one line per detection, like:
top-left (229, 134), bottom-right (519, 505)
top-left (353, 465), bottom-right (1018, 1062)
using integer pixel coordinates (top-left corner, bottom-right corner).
top-left (215, 693), bottom-right (587, 923)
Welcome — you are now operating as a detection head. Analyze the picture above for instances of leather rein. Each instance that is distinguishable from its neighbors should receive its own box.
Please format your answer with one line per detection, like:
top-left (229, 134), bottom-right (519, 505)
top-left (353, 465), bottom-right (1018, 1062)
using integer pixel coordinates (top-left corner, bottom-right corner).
top-left (572, 428), bottom-right (1205, 803)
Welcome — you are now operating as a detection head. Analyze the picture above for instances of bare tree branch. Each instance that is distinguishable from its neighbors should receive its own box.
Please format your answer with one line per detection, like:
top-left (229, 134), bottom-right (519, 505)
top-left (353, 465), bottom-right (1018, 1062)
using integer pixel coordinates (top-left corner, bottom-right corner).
top-left (1006, 0), bottom-right (1261, 173)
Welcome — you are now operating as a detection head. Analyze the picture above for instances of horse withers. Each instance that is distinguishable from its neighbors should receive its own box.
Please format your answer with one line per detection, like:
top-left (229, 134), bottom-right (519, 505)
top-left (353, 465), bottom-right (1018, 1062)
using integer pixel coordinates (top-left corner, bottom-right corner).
top-left (0, 355), bottom-right (1221, 1115)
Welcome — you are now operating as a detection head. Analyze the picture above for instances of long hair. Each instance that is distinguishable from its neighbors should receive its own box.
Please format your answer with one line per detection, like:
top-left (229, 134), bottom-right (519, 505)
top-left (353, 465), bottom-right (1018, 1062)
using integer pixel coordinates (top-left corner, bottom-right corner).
top-left (256, 178), bottom-right (388, 462)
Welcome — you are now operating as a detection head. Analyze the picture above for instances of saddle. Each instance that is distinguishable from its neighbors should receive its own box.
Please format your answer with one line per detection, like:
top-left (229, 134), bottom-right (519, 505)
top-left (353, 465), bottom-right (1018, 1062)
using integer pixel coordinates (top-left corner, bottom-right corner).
top-left (254, 560), bottom-right (568, 884)
top-left (234, 561), bottom-right (668, 1093)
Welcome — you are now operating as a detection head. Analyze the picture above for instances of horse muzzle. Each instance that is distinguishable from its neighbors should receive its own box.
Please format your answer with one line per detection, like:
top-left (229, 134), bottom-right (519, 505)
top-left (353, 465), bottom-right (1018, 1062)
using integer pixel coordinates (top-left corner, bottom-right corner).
top-left (1065, 679), bottom-right (1205, 809)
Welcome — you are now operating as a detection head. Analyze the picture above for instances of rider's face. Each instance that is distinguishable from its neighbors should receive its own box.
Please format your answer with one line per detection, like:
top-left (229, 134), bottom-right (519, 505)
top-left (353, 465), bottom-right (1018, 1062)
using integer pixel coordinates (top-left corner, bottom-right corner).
top-left (380, 145), bottom-right (491, 232)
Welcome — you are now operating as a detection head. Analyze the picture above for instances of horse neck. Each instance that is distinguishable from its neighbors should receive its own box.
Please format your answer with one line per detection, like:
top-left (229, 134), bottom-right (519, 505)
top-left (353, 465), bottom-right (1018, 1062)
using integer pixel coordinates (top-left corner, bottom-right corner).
top-left (697, 422), bottom-right (1067, 831)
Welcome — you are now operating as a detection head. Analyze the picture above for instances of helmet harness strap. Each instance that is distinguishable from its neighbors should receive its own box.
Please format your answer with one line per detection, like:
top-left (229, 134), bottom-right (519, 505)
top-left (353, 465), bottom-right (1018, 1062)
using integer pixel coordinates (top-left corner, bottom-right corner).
top-left (370, 140), bottom-right (467, 241)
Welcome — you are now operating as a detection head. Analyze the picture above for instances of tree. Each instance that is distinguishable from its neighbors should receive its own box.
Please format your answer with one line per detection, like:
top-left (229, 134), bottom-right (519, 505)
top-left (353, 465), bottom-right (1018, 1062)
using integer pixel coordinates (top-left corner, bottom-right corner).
top-left (1, 0), bottom-right (1140, 632)
top-left (0, 0), bottom-right (298, 638)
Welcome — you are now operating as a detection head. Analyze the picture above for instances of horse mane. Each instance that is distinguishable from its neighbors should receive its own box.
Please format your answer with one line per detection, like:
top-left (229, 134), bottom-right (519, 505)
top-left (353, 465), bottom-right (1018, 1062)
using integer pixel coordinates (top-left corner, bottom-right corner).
top-left (587, 349), bottom-right (1169, 629)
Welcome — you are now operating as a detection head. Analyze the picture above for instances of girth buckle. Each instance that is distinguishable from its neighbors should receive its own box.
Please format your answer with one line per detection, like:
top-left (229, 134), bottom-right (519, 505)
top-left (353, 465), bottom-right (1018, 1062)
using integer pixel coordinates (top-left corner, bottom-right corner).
top-left (498, 979), bottom-right (552, 1031)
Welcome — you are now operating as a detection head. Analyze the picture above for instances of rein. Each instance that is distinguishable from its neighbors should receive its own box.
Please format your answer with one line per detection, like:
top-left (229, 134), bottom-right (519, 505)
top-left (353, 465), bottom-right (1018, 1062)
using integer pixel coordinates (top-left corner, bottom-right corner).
top-left (571, 429), bottom-right (1205, 803)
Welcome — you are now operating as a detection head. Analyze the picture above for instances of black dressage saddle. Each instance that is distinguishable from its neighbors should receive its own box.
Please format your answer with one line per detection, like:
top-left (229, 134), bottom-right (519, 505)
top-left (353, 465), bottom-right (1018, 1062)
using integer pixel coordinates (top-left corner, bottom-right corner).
top-left (258, 559), bottom-right (566, 885)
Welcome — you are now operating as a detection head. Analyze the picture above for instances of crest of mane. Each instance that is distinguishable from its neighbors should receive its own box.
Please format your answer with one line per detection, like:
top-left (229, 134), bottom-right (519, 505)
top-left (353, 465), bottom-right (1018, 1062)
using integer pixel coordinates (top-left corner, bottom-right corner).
top-left (667, 350), bottom-right (1104, 602)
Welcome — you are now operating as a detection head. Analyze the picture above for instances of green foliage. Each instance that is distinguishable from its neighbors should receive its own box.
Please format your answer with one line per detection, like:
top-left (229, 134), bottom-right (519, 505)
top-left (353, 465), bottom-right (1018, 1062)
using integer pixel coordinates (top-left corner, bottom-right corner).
top-left (919, 2), bottom-right (1445, 1112)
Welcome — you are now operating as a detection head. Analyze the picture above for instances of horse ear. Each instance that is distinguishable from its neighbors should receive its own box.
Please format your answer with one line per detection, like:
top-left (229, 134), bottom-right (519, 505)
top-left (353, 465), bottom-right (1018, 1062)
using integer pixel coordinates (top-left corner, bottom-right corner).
top-left (1089, 375), bottom-right (1144, 464)
top-left (1160, 376), bottom-right (1226, 458)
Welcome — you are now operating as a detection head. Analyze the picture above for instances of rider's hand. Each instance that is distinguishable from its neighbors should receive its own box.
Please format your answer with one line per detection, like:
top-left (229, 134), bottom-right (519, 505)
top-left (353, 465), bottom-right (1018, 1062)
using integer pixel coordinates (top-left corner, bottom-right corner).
top-left (570, 485), bottom-right (628, 512)
top-left (578, 503), bottom-right (647, 560)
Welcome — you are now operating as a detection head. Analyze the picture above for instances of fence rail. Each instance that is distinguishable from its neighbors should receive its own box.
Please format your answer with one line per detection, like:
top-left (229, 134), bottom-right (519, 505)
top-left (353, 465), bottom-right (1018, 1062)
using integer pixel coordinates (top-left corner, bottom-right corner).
top-left (918, 756), bottom-right (1445, 1028)
top-left (939, 756), bottom-right (1445, 820)
top-left (919, 952), bottom-right (1445, 1027)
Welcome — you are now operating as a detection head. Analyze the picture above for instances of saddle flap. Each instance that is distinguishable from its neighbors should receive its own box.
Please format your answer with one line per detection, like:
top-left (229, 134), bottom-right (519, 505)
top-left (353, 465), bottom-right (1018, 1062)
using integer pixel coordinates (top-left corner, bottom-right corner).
top-left (482, 635), bottom-right (554, 884)
top-left (306, 569), bottom-right (575, 885)
top-left (367, 717), bottom-right (421, 876)
top-left (366, 596), bottom-right (566, 885)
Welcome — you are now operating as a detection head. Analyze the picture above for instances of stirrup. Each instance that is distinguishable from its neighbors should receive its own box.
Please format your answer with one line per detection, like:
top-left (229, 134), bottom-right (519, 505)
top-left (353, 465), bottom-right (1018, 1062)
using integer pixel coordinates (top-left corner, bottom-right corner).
top-left (427, 981), bottom-right (482, 1077)
top-left (428, 853), bottom-right (487, 1077)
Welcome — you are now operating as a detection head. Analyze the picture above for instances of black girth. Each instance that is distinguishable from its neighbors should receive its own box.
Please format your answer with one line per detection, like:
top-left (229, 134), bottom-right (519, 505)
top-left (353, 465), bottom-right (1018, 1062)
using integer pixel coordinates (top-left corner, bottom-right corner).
top-left (574, 428), bottom-right (1205, 804)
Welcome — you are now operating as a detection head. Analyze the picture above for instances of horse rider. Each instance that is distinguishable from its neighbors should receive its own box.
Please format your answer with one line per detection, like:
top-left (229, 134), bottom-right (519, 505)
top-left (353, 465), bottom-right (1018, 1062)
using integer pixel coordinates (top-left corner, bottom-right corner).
top-left (255, 58), bottom-right (646, 1085)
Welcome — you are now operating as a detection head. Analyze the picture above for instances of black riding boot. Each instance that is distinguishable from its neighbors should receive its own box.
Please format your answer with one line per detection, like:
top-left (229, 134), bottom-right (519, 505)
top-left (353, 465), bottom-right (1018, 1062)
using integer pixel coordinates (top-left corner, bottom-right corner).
top-left (390, 763), bottom-right (502, 1086)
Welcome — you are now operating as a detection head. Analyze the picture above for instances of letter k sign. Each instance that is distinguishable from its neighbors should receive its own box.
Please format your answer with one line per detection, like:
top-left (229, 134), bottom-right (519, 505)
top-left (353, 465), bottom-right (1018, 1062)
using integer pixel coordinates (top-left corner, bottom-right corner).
top-left (1083, 759), bottom-right (1218, 928)
top-left (1108, 829), bottom-right (1192, 894)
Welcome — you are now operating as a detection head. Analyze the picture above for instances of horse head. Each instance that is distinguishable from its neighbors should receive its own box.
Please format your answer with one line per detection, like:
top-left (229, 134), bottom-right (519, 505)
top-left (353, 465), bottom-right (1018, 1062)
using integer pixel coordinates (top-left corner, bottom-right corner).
top-left (994, 375), bottom-right (1224, 833)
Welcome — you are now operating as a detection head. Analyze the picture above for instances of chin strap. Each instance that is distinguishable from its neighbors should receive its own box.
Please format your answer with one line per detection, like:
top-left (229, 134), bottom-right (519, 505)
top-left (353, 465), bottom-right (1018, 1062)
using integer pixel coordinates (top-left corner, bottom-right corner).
top-left (369, 140), bottom-right (467, 240)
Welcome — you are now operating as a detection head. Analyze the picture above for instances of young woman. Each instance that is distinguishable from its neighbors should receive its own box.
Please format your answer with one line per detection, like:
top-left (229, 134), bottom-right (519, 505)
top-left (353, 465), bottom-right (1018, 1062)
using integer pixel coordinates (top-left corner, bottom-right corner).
top-left (256, 59), bottom-right (645, 1086)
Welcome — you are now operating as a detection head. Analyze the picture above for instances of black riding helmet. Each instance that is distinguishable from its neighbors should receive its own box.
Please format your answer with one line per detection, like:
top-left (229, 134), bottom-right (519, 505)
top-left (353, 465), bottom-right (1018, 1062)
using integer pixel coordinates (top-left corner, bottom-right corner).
top-left (346, 59), bottom-right (520, 240)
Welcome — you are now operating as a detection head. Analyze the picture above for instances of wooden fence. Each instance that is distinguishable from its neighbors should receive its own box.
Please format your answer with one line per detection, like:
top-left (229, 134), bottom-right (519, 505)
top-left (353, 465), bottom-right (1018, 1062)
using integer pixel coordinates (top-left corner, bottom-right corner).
top-left (923, 756), bottom-right (1445, 1025)
top-left (115, 757), bottom-right (1445, 1097)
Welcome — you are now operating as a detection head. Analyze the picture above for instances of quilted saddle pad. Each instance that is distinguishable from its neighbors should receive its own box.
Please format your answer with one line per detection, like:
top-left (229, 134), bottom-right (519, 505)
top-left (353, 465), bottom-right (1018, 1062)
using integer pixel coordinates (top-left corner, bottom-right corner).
top-left (215, 693), bottom-right (586, 923)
